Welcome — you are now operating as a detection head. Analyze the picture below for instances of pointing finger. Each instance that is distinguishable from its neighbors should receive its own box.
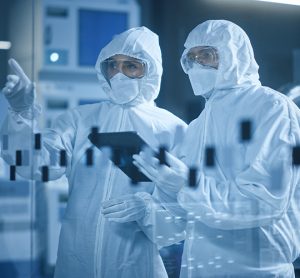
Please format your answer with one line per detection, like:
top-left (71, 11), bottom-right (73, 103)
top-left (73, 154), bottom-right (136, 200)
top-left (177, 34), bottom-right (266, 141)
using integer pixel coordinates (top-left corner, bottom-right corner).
top-left (133, 160), bottom-right (157, 181)
top-left (8, 59), bottom-right (30, 84)
top-left (102, 198), bottom-right (123, 209)
top-left (102, 203), bottom-right (125, 215)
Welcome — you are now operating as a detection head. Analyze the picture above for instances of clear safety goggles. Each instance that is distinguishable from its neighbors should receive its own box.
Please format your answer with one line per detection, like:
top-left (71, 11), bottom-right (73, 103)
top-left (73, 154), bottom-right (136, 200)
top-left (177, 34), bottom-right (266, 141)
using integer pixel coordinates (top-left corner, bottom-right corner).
top-left (100, 55), bottom-right (146, 80)
top-left (181, 46), bottom-right (219, 72)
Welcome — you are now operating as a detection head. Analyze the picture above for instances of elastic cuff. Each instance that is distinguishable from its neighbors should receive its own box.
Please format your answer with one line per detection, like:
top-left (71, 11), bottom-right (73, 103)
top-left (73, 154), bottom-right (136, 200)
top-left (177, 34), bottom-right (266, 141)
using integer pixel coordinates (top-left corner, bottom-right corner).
top-left (135, 192), bottom-right (155, 226)
top-left (135, 191), bottom-right (153, 210)
top-left (9, 103), bottom-right (41, 120)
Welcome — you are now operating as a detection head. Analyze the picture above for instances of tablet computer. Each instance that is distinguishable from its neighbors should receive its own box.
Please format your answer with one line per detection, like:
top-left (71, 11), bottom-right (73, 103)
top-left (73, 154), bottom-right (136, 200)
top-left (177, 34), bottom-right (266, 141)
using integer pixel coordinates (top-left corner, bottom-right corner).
top-left (88, 131), bottom-right (151, 182)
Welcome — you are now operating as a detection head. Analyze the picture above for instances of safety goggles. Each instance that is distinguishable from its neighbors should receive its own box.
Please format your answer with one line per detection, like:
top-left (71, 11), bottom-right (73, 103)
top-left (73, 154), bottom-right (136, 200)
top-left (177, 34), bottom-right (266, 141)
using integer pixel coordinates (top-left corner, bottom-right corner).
top-left (181, 46), bottom-right (219, 72)
top-left (100, 55), bottom-right (146, 80)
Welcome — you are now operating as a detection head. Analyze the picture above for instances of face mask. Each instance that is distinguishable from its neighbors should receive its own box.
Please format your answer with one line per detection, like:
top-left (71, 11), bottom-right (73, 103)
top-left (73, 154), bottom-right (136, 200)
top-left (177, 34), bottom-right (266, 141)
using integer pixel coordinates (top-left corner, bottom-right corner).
top-left (188, 66), bottom-right (218, 96)
top-left (109, 73), bottom-right (140, 104)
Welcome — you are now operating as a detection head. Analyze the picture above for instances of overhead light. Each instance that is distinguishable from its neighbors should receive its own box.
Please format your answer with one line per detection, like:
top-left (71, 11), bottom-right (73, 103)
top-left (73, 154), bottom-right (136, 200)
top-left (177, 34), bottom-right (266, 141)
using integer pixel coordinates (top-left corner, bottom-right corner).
top-left (254, 0), bottom-right (300, 6)
top-left (209, 0), bottom-right (300, 6)
top-left (50, 52), bottom-right (60, 62)
top-left (0, 41), bottom-right (11, 50)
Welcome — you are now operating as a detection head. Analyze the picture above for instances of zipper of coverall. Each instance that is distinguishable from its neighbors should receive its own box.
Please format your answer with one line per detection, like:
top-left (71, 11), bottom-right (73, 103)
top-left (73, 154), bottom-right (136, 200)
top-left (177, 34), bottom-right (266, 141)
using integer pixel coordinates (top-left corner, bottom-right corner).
top-left (187, 95), bottom-right (212, 278)
top-left (94, 107), bottom-right (126, 278)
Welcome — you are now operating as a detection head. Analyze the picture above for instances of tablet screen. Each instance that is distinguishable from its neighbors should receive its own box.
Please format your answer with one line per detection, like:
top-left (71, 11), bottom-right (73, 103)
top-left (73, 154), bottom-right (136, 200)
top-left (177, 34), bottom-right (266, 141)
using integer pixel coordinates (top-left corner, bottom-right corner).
top-left (88, 131), bottom-right (151, 182)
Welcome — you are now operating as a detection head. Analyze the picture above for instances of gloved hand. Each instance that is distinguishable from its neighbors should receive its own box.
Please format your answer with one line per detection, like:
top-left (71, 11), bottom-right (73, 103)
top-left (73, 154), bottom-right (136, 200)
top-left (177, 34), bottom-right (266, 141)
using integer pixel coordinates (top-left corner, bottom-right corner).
top-left (101, 192), bottom-right (150, 223)
top-left (2, 58), bottom-right (35, 112)
top-left (133, 150), bottom-right (189, 193)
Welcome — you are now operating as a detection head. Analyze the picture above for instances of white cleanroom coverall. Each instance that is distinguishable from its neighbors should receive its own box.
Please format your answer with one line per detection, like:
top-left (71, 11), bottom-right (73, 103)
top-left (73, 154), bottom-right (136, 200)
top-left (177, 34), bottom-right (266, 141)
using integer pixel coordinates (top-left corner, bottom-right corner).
top-left (1, 26), bottom-right (187, 278)
top-left (177, 20), bottom-right (300, 278)
top-left (131, 20), bottom-right (300, 278)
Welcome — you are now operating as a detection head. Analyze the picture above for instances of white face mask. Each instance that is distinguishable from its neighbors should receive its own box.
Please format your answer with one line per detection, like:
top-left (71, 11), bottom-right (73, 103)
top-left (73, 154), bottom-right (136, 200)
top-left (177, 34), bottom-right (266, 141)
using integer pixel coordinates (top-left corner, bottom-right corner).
top-left (109, 73), bottom-right (140, 104)
top-left (188, 66), bottom-right (218, 96)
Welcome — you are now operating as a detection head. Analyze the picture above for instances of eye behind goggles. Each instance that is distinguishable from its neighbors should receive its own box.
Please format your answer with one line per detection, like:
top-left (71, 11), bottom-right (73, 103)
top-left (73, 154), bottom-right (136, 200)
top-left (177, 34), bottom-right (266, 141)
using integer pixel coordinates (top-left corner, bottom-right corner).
top-left (100, 56), bottom-right (146, 80)
top-left (181, 46), bottom-right (219, 72)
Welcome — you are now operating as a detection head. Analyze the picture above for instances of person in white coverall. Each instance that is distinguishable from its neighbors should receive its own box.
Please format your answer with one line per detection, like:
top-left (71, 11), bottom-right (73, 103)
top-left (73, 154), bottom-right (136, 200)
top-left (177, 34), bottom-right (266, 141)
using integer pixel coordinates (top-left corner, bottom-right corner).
top-left (106, 20), bottom-right (300, 277)
top-left (0, 26), bottom-right (187, 278)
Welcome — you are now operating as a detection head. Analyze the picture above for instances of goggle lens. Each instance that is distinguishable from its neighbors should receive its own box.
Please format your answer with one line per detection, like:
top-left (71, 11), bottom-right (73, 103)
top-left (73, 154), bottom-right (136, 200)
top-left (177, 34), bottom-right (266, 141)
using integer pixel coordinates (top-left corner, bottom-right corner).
top-left (182, 46), bottom-right (219, 72)
top-left (101, 57), bottom-right (146, 80)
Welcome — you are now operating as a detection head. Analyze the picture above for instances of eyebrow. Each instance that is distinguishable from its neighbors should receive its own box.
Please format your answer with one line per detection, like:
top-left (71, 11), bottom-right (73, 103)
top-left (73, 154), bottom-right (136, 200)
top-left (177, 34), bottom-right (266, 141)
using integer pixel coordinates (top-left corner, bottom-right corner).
top-left (109, 58), bottom-right (139, 62)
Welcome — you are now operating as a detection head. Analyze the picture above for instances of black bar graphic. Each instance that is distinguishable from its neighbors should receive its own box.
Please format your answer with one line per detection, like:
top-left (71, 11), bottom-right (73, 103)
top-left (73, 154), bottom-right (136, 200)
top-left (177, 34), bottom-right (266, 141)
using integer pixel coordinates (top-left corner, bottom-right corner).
top-left (42, 166), bottom-right (49, 182)
top-left (16, 150), bottom-right (22, 166)
top-left (34, 133), bottom-right (41, 150)
top-left (86, 148), bottom-right (93, 166)
top-left (205, 147), bottom-right (215, 167)
top-left (158, 146), bottom-right (167, 165)
top-left (189, 167), bottom-right (197, 187)
top-left (240, 120), bottom-right (252, 142)
top-left (91, 126), bottom-right (99, 134)
top-left (293, 146), bottom-right (300, 166)
top-left (10, 165), bottom-right (16, 181)
top-left (60, 150), bottom-right (67, 167)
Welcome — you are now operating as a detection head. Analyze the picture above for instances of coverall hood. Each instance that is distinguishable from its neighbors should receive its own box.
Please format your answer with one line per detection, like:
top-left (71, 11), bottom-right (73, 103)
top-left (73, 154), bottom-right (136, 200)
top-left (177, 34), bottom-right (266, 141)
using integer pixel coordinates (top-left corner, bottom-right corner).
top-left (182, 20), bottom-right (261, 91)
top-left (95, 26), bottom-right (162, 105)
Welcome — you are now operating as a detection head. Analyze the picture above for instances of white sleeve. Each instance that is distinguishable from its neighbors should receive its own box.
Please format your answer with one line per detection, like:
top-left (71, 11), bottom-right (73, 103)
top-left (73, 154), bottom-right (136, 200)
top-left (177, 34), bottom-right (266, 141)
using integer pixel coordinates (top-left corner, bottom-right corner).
top-left (137, 123), bottom-right (188, 247)
top-left (178, 99), bottom-right (300, 230)
top-left (137, 186), bottom-right (187, 248)
top-left (1, 105), bottom-right (76, 181)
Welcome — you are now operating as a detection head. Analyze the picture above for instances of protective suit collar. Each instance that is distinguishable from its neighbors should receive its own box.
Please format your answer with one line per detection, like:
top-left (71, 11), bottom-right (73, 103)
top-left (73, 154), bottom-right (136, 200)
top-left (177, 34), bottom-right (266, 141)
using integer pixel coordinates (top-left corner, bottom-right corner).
top-left (95, 27), bottom-right (162, 106)
top-left (182, 20), bottom-right (261, 92)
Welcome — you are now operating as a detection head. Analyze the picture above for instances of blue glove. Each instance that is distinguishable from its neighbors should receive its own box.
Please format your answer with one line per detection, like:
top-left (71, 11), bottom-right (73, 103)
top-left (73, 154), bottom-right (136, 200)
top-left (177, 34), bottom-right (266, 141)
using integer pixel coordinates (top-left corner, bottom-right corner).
top-left (133, 150), bottom-right (189, 193)
top-left (2, 59), bottom-right (35, 112)
top-left (101, 192), bottom-right (151, 223)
